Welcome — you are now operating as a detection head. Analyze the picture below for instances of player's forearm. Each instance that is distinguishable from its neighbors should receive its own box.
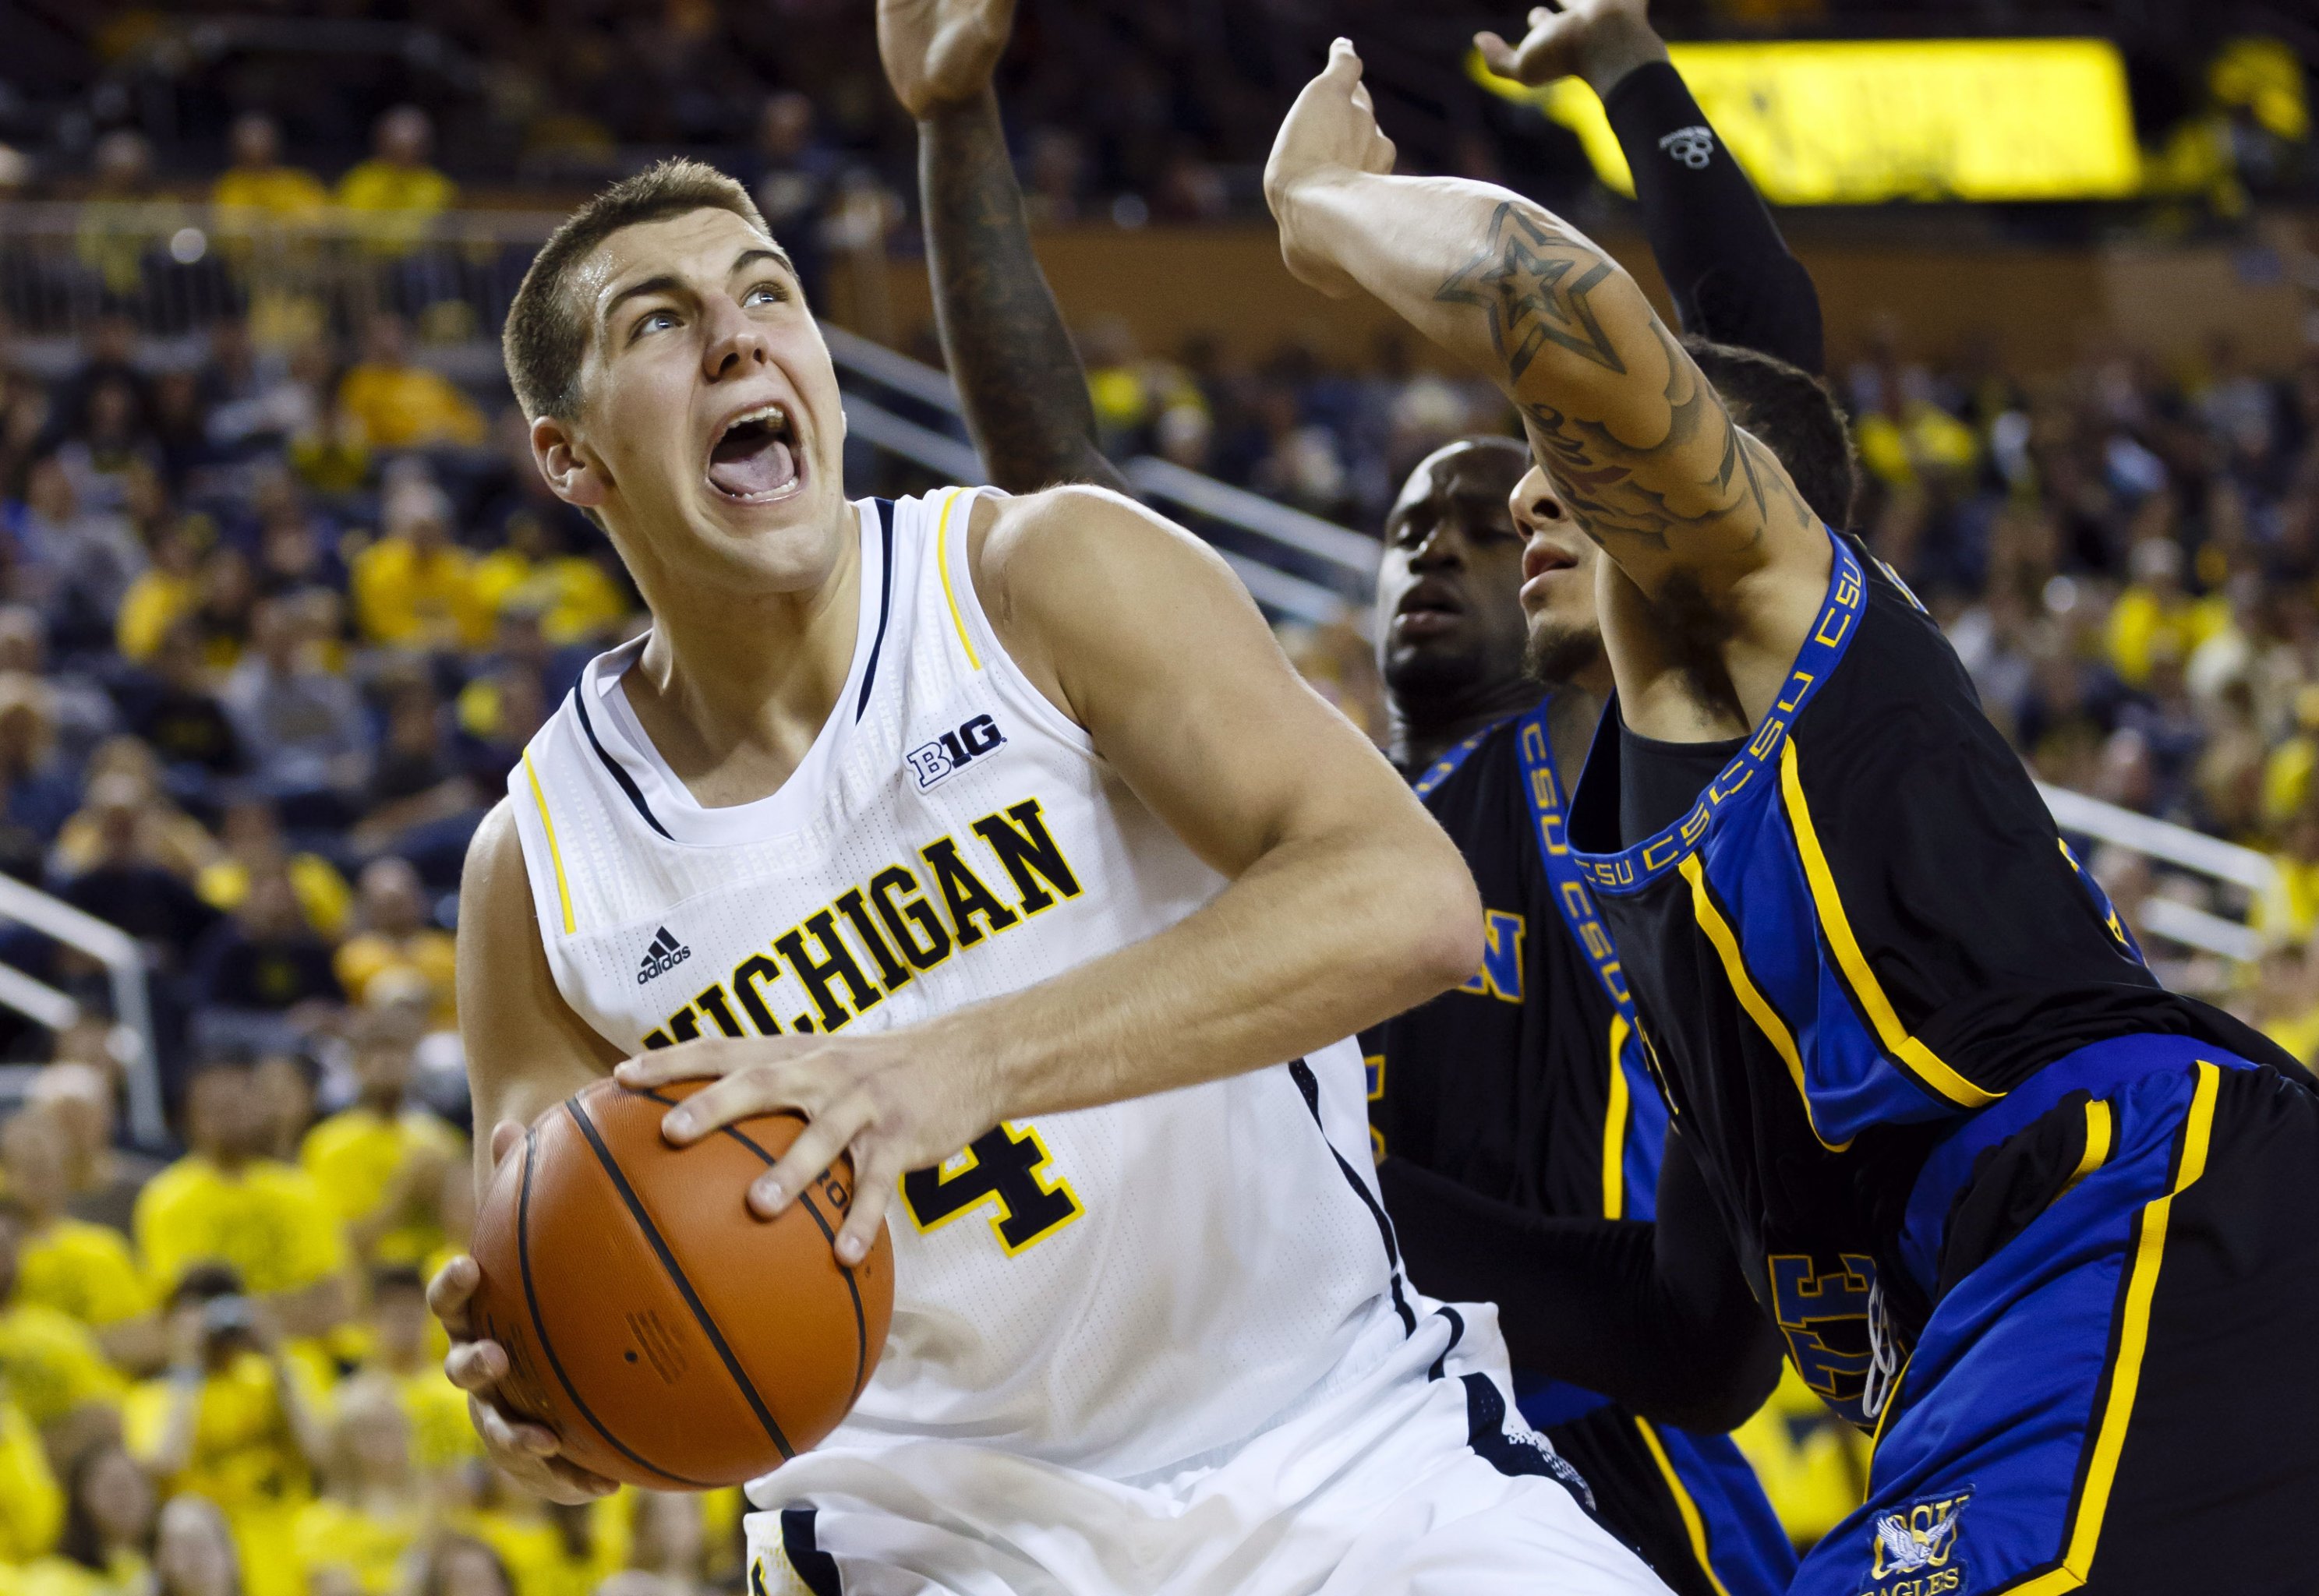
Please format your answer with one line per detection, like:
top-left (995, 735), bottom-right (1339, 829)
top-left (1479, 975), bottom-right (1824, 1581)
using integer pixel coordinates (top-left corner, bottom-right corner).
top-left (949, 817), bottom-right (1479, 1118)
top-left (1280, 168), bottom-right (1806, 572)
top-left (921, 90), bottom-right (1127, 495)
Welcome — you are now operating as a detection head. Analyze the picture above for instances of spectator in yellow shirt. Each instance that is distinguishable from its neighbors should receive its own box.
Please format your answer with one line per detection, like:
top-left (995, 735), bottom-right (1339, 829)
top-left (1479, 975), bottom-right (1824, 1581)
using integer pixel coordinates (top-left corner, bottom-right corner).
top-left (336, 319), bottom-right (485, 453)
top-left (335, 107), bottom-right (456, 257)
top-left (302, 1008), bottom-right (464, 1270)
top-left (0, 1399), bottom-right (62, 1566)
top-left (2105, 535), bottom-right (2227, 689)
top-left (16, 1442), bottom-right (154, 1596)
top-left (333, 859), bottom-right (457, 1025)
top-left (470, 516), bottom-right (625, 648)
top-left (197, 800), bottom-right (355, 945)
top-left (2, 1107), bottom-right (157, 1371)
top-left (0, 1200), bottom-right (126, 1442)
top-left (295, 1375), bottom-right (424, 1596)
top-left (350, 481), bottom-right (490, 649)
top-left (133, 1052), bottom-right (348, 1337)
top-left (210, 115), bottom-right (327, 226)
top-left (128, 1275), bottom-right (330, 1596)
top-left (356, 1267), bottom-right (471, 1478)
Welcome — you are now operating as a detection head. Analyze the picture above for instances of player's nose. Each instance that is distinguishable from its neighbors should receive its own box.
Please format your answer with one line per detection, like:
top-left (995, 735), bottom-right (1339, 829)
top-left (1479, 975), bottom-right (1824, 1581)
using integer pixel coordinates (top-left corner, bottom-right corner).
top-left (701, 297), bottom-right (773, 383)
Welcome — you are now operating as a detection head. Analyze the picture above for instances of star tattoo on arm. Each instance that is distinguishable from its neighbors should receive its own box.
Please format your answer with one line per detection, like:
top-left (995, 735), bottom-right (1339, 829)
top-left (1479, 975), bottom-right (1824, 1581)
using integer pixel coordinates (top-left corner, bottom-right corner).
top-left (1433, 203), bottom-right (1627, 382)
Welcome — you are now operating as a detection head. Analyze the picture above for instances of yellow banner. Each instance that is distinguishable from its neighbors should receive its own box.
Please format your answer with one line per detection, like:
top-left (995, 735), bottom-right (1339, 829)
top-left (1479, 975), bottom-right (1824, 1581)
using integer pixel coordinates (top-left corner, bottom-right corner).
top-left (1472, 39), bottom-right (2141, 204)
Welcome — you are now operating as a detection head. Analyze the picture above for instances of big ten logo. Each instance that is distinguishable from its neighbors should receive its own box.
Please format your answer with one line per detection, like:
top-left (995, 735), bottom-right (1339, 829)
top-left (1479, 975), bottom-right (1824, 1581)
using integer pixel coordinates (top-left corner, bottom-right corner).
top-left (907, 715), bottom-right (1006, 791)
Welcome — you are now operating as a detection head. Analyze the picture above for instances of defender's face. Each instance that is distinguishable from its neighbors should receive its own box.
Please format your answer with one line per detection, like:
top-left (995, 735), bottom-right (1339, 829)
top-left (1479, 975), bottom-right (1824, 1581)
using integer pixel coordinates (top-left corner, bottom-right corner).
top-left (1375, 442), bottom-right (1532, 701)
top-left (553, 208), bottom-right (850, 596)
top-left (1509, 463), bottom-right (1602, 680)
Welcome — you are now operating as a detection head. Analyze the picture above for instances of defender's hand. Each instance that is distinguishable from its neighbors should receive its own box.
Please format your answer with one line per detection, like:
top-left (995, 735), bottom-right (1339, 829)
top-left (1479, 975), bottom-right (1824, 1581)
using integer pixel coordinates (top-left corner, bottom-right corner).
top-left (1264, 40), bottom-right (1397, 299)
top-left (430, 1123), bottom-right (616, 1503)
top-left (1475, 1), bottom-right (1667, 97)
top-left (878, 0), bottom-right (1017, 120)
top-left (615, 1028), bottom-right (999, 1268)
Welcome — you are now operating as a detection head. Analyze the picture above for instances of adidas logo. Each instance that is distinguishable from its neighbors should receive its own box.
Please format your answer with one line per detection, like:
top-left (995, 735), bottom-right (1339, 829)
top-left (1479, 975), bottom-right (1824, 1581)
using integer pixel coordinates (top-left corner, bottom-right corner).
top-left (635, 927), bottom-right (691, 985)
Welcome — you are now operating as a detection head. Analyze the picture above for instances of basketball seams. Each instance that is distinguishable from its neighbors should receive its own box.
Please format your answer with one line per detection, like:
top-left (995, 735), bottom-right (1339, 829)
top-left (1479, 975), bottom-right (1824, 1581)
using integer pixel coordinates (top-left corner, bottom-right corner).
top-left (631, 1086), bottom-right (875, 1406)
top-left (565, 1097), bottom-right (799, 1461)
top-left (515, 1125), bottom-right (714, 1488)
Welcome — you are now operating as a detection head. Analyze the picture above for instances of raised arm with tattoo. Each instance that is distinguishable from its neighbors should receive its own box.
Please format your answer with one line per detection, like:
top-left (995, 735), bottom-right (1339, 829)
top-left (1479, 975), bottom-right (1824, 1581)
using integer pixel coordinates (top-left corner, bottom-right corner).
top-left (878, 0), bottom-right (1127, 493)
top-left (1265, 41), bottom-right (1831, 724)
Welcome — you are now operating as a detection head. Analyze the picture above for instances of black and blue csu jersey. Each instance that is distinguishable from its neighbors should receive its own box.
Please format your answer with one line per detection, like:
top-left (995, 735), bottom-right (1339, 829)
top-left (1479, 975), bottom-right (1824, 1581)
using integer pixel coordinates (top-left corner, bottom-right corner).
top-left (1564, 531), bottom-right (2285, 1429)
top-left (1363, 709), bottom-right (1662, 1222)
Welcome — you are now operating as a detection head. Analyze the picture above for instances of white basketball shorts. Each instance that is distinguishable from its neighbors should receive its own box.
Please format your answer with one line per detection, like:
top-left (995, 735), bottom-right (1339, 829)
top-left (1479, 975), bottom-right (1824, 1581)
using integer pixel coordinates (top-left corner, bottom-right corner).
top-left (744, 1298), bottom-right (1670, 1596)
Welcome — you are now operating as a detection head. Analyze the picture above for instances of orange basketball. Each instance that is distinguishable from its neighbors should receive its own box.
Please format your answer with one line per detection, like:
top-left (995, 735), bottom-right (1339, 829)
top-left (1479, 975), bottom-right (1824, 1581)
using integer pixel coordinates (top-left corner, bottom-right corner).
top-left (468, 1077), bottom-right (893, 1488)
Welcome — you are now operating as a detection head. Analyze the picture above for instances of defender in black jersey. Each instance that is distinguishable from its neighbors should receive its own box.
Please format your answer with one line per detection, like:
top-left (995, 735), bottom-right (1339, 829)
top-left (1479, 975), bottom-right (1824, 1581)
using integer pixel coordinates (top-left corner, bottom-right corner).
top-left (1273, 30), bottom-right (2319, 1596)
top-left (886, 2), bottom-right (1822, 1588)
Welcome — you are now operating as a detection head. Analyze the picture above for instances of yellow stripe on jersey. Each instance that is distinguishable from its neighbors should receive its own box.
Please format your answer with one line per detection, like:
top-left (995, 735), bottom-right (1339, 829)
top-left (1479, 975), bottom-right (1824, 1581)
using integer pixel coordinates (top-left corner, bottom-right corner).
top-left (524, 752), bottom-right (575, 934)
top-left (1634, 1417), bottom-right (1734, 1596)
top-left (1603, 1012), bottom-right (1632, 1220)
top-left (1777, 740), bottom-right (1999, 1110)
top-left (935, 488), bottom-right (982, 671)
top-left (2058, 1099), bottom-right (2115, 1202)
top-left (1682, 853), bottom-right (1851, 1153)
top-left (2011, 1061), bottom-right (2221, 1594)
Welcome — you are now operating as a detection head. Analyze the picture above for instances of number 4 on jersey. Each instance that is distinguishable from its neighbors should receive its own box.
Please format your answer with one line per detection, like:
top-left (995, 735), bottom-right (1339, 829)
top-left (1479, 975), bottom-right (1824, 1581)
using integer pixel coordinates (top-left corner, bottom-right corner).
top-left (900, 1123), bottom-right (1082, 1255)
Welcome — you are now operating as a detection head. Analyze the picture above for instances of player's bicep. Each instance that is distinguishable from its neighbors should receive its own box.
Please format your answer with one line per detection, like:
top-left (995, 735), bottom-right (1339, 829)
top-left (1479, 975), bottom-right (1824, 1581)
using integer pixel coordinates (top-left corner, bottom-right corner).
top-left (980, 490), bottom-right (1420, 881)
top-left (456, 803), bottom-right (618, 1181)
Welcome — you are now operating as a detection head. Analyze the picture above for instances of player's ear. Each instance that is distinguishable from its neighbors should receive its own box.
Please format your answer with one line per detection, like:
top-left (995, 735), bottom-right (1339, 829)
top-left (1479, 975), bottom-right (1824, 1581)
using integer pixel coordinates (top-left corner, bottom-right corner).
top-left (532, 413), bottom-right (610, 511)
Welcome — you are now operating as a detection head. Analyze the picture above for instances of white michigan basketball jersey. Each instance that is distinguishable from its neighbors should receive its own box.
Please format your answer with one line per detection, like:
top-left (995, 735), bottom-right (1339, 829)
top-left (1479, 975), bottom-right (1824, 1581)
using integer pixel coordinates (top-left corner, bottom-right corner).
top-left (505, 487), bottom-right (1412, 1481)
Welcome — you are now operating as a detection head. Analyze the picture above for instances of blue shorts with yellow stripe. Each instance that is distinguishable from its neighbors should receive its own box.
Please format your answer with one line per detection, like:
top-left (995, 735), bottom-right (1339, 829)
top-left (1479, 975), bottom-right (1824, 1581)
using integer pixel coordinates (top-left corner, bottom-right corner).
top-left (1794, 1034), bottom-right (2319, 1596)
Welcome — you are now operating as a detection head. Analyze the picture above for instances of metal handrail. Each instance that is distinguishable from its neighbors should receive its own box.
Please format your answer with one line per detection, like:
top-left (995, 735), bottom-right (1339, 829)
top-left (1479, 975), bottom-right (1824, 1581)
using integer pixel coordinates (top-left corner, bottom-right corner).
top-left (2034, 782), bottom-right (2280, 963)
top-left (822, 327), bottom-right (1380, 606)
top-left (0, 875), bottom-right (164, 1148)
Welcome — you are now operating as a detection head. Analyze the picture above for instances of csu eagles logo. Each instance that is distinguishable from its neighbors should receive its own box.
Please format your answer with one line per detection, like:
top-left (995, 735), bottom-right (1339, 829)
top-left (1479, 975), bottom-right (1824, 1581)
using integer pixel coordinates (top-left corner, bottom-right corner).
top-left (1868, 1490), bottom-right (1970, 1593)
top-left (1658, 125), bottom-right (1716, 169)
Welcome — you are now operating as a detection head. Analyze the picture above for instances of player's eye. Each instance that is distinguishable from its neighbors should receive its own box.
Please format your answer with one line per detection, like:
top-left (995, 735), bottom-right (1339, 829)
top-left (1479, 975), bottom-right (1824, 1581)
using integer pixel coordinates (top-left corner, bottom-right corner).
top-left (631, 309), bottom-right (678, 341)
top-left (744, 282), bottom-right (786, 308)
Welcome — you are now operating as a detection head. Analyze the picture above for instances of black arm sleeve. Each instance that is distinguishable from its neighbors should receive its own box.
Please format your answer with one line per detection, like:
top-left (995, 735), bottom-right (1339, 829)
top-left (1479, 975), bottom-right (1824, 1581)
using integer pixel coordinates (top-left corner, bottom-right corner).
top-left (1376, 1129), bottom-right (1783, 1433)
top-left (1601, 61), bottom-right (1824, 376)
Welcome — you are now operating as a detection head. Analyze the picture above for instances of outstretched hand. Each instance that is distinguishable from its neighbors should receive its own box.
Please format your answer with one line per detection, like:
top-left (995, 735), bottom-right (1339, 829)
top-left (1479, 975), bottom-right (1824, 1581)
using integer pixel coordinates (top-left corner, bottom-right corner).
top-left (1475, 1), bottom-right (1668, 96)
top-left (878, 0), bottom-right (1018, 120)
top-left (1264, 39), bottom-right (1398, 299)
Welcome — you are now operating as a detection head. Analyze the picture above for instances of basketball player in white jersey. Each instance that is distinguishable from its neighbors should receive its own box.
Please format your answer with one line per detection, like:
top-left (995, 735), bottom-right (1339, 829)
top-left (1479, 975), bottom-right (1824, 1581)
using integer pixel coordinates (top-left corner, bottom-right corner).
top-left (426, 159), bottom-right (1670, 1596)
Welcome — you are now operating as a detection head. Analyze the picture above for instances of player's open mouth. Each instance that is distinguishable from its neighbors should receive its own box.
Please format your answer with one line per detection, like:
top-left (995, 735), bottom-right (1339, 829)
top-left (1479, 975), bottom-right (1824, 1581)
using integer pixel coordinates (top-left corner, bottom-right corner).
top-left (705, 403), bottom-right (804, 503)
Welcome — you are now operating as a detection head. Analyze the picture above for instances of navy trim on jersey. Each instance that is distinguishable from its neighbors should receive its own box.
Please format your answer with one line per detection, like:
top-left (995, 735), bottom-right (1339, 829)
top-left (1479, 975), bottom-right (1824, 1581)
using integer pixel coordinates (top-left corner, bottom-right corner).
top-left (570, 685), bottom-right (673, 841)
top-left (1288, 1056), bottom-right (1417, 1334)
top-left (1572, 528), bottom-right (1866, 896)
top-left (854, 499), bottom-right (896, 722)
top-left (777, 1509), bottom-right (843, 1596)
top-left (1462, 1372), bottom-right (1598, 1512)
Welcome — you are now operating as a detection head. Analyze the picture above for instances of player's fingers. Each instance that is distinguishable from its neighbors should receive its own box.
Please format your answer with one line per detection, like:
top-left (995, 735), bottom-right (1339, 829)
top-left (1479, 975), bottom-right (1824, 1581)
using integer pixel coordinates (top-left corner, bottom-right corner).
top-left (445, 1336), bottom-right (507, 1392)
top-left (833, 1144), bottom-right (899, 1266)
top-left (748, 1096), bottom-right (868, 1218)
top-left (469, 1391), bottom-right (560, 1458)
top-left (426, 1254), bottom-right (479, 1331)
top-left (540, 1456), bottom-right (620, 1499)
top-left (1324, 36), bottom-right (1362, 83)
top-left (614, 1035), bottom-right (753, 1087)
top-left (1476, 32), bottom-right (1518, 75)
top-left (659, 1061), bottom-right (816, 1145)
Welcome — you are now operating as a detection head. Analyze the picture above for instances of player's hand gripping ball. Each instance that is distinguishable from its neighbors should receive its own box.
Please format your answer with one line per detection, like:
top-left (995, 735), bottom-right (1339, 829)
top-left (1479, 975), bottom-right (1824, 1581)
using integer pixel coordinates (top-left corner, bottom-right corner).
top-left (467, 1078), bottom-right (893, 1488)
